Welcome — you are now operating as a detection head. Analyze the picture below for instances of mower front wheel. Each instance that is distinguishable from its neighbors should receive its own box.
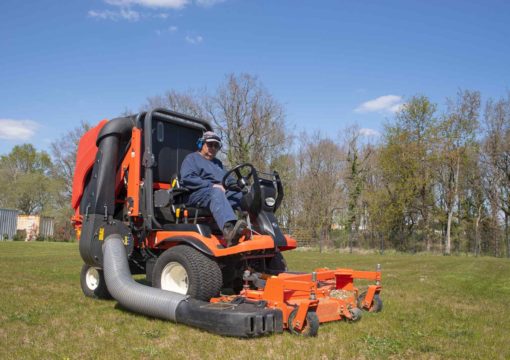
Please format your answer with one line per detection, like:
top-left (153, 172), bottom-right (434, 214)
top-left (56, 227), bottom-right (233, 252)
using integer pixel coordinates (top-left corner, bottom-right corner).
top-left (357, 291), bottom-right (383, 312)
top-left (349, 307), bottom-right (363, 322)
top-left (152, 245), bottom-right (222, 301)
top-left (80, 264), bottom-right (112, 300)
top-left (287, 309), bottom-right (319, 337)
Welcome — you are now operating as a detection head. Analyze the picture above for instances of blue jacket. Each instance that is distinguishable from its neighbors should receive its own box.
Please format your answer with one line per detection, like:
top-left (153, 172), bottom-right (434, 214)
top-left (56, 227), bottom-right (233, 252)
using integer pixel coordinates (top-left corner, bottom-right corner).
top-left (180, 152), bottom-right (233, 190)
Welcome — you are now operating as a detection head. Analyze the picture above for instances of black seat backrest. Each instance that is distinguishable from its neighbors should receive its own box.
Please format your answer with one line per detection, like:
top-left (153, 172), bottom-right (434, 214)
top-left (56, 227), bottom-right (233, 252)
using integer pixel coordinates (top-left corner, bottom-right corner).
top-left (152, 120), bottom-right (202, 184)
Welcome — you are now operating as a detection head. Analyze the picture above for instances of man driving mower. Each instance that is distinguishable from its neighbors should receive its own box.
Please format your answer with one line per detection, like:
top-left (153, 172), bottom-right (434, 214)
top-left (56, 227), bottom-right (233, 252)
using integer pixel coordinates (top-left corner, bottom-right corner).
top-left (180, 131), bottom-right (250, 247)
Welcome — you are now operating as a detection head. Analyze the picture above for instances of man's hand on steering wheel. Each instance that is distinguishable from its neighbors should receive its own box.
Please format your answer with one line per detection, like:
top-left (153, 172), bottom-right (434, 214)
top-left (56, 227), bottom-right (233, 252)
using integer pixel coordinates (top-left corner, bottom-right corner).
top-left (222, 163), bottom-right (256, 193)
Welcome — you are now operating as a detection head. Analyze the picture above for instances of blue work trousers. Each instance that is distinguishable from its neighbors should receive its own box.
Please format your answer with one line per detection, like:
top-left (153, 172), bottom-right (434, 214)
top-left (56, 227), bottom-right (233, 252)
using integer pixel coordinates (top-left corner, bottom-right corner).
top-left (187, 187), bottom-right (242, 229)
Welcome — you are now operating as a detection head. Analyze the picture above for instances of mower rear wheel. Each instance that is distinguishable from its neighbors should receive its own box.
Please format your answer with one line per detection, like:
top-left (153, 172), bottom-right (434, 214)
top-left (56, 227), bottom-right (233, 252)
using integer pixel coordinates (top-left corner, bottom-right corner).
top-left (80, 264), bottom-right (112, 300)
top-left (287, 309), bottom-right (319, 337)
top-left (152, 245), bottom-right (222, 301)
top-left (357, 291), bottom-right (383, 312)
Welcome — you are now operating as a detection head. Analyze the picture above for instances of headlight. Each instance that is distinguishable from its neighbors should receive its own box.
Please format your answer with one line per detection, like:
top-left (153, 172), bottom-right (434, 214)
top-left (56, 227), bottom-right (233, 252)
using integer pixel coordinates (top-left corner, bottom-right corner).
top-left (265, 197), bottom-right (276, 207)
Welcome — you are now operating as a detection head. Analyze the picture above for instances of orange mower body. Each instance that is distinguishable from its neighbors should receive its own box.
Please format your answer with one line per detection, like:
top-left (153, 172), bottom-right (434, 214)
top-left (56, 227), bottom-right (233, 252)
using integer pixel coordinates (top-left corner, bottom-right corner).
top-left (72, 108), bottom-right (383, 337)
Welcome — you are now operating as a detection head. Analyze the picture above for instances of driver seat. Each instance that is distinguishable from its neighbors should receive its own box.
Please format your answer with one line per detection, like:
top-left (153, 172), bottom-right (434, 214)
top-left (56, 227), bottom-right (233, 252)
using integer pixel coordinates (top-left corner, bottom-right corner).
top-left (153, 186), bottom-right (219, 237)
top-left (149, 118), bottom-right (215, 228)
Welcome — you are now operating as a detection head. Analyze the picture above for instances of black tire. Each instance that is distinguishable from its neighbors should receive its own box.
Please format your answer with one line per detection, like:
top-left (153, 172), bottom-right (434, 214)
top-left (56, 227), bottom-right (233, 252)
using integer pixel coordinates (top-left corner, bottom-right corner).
top-left (152, 245), bottom-right (222, 301)
top-left (349, 308), bottom-right (363, 322)
top-left (80, 264), bottom-right (112, 300)
top-left (287, 308), bottom-right (319, 337)
top-left (357, 291), bottom-right (383, 312)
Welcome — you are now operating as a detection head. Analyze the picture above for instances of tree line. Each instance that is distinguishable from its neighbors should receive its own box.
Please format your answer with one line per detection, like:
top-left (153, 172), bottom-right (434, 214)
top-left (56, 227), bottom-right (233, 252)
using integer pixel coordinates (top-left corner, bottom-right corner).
top-left (1, 73), bottom-right (509, 257)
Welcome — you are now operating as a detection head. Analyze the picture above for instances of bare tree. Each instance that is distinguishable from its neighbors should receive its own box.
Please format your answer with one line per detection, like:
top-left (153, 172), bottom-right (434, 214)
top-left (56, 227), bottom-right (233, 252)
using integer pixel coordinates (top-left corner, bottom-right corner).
top-left (457, 143), bottom-right (486, 255)
top-left (50, 121), bottom-right (92, 200)
top-left (270, 153), bottom-right (298, 230)
top-left (47, 121), bottom-right (94, 240)
top-left (342, 125), bottom-right (373, 251)
top-left (142, 89), bottom-right (206, 119)
top-left (294, 132), bottom-right (345, 249)
top-left (141, 74), bottom-right (290, 171)
top-left (204, 73), bottom-right (289, 170)
top-left (437, 90), bottom-right (480, 255)
top-left (482, 93), bottom-right (510, 257)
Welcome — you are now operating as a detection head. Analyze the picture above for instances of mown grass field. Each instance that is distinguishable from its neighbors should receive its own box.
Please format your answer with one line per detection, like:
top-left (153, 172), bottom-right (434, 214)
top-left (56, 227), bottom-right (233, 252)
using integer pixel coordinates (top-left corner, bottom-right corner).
top-left (0, 242), bottom-right (509, 360)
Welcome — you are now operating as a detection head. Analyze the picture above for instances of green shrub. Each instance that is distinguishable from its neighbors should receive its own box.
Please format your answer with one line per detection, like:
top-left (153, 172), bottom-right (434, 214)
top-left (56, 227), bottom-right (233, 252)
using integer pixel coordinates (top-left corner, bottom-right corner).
top-left (13, 230), bottom-right (26, 241)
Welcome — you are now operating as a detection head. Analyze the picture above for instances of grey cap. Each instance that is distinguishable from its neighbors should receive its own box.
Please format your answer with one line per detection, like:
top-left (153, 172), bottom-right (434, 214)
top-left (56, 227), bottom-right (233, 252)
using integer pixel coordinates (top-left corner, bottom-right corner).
top-left (203, 131), bottom-right (221, 143)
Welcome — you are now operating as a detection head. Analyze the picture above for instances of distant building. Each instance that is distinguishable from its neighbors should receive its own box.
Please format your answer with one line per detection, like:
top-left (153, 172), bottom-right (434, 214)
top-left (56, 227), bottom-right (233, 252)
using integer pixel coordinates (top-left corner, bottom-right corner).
top-left (16, 215), bottom-right (54, 241)
top-left (0, 208), bottom-right (19, 240)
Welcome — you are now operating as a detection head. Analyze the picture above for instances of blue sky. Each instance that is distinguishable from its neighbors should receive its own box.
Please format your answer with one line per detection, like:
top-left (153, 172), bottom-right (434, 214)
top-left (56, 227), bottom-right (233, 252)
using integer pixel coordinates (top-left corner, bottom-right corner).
top-left (1, 0), bottom-right (509, 155)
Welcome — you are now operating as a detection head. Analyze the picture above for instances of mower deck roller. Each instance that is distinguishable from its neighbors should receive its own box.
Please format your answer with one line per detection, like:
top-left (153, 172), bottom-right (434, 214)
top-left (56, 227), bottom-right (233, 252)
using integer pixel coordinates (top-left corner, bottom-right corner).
top-left (73, 108), bottom-right (382, 337)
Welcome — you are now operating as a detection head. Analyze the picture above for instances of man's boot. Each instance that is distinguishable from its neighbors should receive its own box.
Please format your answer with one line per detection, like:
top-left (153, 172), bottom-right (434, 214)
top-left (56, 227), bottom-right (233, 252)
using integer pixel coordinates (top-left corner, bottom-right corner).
top-left (223, 220), bottom-right (248, 247)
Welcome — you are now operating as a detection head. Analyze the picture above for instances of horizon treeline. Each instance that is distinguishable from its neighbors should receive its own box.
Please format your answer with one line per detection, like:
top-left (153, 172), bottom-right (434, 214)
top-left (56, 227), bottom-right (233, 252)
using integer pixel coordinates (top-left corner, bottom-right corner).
top-left (1, 73), bottom-right (509, 257)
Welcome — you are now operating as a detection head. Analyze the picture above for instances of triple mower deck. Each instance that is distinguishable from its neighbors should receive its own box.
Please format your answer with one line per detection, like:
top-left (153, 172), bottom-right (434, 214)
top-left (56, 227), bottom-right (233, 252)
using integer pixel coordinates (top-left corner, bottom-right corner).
top-left (212, 266), bottom-right (382, 336)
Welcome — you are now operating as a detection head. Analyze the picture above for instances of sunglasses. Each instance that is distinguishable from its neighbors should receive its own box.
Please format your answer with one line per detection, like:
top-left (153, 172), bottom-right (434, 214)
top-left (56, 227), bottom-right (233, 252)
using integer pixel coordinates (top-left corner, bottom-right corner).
top-left (206, 142), bottom-right (220, 149)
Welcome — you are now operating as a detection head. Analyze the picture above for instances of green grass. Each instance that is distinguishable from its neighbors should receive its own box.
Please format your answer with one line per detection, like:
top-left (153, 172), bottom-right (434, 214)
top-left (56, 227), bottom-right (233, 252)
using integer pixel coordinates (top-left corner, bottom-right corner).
top-left (0, 242), bottom-right (509, 359)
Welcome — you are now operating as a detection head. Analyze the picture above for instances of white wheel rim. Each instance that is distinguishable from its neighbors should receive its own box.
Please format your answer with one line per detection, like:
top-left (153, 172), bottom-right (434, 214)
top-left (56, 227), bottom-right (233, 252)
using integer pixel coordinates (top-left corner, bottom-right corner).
top-left (86, 267), bottom-right (100, 290)
top-left (161, 262), bottom-right (188, 294)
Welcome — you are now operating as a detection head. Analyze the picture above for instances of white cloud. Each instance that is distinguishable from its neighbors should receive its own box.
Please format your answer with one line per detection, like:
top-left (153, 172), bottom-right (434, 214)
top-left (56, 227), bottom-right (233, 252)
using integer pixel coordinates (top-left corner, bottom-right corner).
top-left (105, 0), bottom-right (189, 8)
top-left (88, 10), bottom-right (113, 19)
top-left (359, 128), bottom-right (380, 137)
top-left (156, 25), bottom-right (177, 35)
top-left (89, 0), bottom-right (226, 23)
top-left (355, 95), bottom-right (403, 113)
top-left (185, 35), bottom-right (203, 44)
top-left (120, 8), bottom-right (141, 20)
top-left (89, 0), bottom-right (226, 22)
top-left (0, 119), bottom-right (39, 141)
top-left (88, 9), bottom-right (140, 21)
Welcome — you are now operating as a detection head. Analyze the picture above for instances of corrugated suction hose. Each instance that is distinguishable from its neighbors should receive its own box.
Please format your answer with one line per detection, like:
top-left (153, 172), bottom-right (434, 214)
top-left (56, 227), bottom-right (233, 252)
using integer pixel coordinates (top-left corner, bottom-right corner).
top-left (102, 234), bottom-right (186, 321)
top-left (102, 233), bottom-right (283, 336)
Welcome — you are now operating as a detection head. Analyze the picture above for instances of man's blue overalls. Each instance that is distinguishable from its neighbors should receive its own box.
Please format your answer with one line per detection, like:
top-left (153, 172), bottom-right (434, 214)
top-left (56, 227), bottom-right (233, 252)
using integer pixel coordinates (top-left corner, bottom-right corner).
top-left (180, 152), bottom-right (242, 229)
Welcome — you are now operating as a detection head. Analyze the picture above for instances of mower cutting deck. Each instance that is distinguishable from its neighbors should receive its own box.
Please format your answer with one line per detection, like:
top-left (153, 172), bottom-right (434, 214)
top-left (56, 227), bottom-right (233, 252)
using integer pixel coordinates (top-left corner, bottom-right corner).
top-left (72, 108), bottom-right (383, 337)
top-left (212, 266), bottom-right (382, 336)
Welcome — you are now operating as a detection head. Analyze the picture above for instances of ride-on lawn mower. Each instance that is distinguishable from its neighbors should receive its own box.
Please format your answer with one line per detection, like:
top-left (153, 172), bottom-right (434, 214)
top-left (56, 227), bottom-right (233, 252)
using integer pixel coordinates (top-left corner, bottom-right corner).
top-left (72, 108), bottom-right (382, 337)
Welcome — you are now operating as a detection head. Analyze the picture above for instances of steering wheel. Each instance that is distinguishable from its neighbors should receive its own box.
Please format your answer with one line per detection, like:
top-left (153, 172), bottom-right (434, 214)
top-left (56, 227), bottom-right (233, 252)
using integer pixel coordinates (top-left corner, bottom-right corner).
top-left (222, 163), bottom-right (257, 192)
